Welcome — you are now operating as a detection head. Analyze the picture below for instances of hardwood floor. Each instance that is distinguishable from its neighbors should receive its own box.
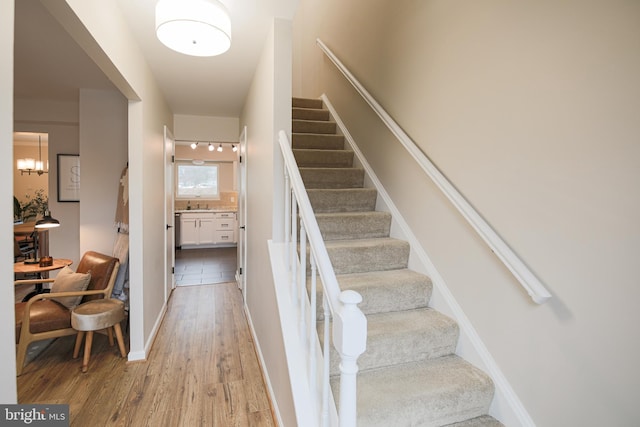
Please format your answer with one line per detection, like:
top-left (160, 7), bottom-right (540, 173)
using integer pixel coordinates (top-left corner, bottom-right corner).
top-left (17, 282), bottom-right (275, 427)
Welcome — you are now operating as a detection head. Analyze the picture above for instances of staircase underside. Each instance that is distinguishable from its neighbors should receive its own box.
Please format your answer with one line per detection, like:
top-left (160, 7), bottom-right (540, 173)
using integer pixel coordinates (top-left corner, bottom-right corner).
top-left (293, 97), bottom-right (503, 427)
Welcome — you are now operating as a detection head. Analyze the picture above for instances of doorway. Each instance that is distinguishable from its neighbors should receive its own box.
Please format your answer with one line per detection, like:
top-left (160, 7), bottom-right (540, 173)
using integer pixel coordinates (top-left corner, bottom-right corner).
top-left (13, 132), bottom-right (50, 225)
top-left (174, 247), bottom-right (237, 286)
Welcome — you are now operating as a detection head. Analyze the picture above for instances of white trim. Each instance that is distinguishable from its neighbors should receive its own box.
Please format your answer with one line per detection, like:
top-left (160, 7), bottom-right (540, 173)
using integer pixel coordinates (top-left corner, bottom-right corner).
top-left (127, 300), bottom-right (168, 362)
top-left (317, 38), bottom-right (551, 306)
top-left (323, 94), bottom-right (536, 427)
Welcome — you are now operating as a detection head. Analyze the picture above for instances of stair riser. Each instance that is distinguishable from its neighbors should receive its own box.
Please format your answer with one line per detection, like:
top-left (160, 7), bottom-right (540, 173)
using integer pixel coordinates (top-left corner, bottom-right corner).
top-left (292, 133), bottom-right (345, 150)
top-left (308, 189), bottom-right (377, 213)
top-left (300, 168), bottom-right (364, 189)
top-left (292, 97), bottom-right (323, 109)
top-left (292, 108), bottom-right (330, 121)
top-left (317, 212), bottom-right (391, 240)
top-left (322, 309), bottom-right (460, 375)
top-left (294, 149), bottom-right (354, 168)
top-left (293, 120), bottom-right (336, 134)
top-left (326, 240), bottom-right (409, 274)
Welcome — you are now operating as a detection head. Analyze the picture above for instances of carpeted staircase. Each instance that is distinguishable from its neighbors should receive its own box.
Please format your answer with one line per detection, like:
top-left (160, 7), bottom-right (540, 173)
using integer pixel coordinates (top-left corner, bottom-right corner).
top-left (292, 97), bottom-right (504, 427)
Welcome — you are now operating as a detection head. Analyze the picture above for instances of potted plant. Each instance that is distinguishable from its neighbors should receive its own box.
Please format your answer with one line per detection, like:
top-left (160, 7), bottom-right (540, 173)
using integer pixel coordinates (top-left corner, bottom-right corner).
top-left (20, 189), bottom-right (49, 222)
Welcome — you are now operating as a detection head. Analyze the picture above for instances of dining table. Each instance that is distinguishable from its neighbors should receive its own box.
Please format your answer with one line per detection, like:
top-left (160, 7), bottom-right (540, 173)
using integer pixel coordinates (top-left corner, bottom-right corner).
top-left (14, 258), bottom-right (73, 301)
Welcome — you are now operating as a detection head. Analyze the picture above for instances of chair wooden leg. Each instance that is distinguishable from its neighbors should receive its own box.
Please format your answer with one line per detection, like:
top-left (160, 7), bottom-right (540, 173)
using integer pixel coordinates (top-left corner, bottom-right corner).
top-left (113, 323), bottom-right (126, 358)
top-left (73, 331), bottom-right (85, 359)
top-left (16, 341), bottom-right (29, 376)
top-left (107, 327), bottom-right (114, 346)
top-left (82, 331), bottom-right (94, 373)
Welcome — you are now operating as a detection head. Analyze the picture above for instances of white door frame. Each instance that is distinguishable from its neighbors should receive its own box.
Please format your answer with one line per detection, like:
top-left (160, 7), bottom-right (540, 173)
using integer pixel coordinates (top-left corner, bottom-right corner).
top-left (164, 125), bottom-right (176, 302)
top-left (237, 126), bottom-right (248, 300)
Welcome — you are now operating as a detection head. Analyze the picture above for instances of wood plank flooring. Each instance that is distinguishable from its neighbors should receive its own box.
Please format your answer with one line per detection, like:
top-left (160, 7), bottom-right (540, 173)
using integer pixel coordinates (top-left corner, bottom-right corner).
top-left (17, 282), bottom-right (275, 427)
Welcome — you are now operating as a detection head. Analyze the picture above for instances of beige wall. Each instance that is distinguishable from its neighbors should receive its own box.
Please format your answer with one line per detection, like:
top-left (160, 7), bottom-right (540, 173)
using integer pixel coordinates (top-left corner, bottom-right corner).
top-left (78, 89), bottom-right (128, 257)
top-left (293, 1), bottom-right (640, 425)
top-left (241, 18), bottom-right (295, 426)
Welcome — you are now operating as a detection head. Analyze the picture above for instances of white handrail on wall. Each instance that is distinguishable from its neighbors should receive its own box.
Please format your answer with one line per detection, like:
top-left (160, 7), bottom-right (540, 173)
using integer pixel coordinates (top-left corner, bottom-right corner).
top-left (278, 130), bottom-right (367, 427)
top-left (316, 38), bottom-right (551, 305)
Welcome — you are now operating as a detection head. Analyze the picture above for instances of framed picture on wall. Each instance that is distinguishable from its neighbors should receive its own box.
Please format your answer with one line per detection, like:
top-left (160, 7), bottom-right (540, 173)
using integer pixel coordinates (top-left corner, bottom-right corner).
top-left (57, 154), bottom-right (80, 202)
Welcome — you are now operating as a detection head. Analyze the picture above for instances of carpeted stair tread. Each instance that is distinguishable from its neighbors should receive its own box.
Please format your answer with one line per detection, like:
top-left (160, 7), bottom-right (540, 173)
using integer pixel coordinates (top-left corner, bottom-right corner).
top-left (324, 308), bottom-right (459, 375)
top-left (293, 97), bottom-right (323, 109)
top-left (316, 211), bottom-right (391, 240)
top-left (300, 167), bottom-right (364, 189)
top-left (443, 415), bottom-right (504, 427)
top-left (292, 133), bottom-right (345, 150)
top-left (325, 237), bottom-right (409, 274)
top-left (308, 188), bottom-right (377, 213)
top-left (337, 269), bottom-right (432, 314)
top-left (292, 107), bottom-right (330, 121)
top-left (293, 148), bottom-right (354, 168)
top-left (293, 119), bottom-right (336, 134)
top-left (332, 356), bottom-right (495, 427)
top-left (312, 269), bottom-right (432, 319)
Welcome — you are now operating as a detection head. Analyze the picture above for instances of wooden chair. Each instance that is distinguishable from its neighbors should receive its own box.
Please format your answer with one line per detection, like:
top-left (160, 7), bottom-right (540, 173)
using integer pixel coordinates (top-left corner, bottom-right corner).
top-left (14, 251), bottom-right (120, 376)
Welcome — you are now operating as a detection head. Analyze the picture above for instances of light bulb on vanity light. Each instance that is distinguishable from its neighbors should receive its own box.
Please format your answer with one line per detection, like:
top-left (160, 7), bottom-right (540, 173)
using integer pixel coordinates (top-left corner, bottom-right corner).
top-left (217, 144), bottom-right (223, 152)
top-left (208, 143), bottom-right (214, 151)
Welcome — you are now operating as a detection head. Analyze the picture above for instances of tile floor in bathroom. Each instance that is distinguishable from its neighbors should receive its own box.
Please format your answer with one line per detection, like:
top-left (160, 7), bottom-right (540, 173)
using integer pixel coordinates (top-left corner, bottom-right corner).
top-left (174, 247), bottom-right (237, 286)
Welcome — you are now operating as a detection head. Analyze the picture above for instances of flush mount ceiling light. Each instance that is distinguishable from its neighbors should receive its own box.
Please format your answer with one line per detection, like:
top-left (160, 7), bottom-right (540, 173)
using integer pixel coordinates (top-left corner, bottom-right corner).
top-left (156, 0), bottom-right (231, 57)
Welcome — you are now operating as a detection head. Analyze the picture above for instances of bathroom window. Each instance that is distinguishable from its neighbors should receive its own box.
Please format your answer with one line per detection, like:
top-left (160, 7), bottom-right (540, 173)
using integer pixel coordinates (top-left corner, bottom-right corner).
top-left (176, 163), bottom-right (219, 199)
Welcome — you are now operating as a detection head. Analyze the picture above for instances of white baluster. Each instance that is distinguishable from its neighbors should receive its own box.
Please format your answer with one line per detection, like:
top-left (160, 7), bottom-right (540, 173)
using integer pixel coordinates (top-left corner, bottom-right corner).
top-left (334, 290), bottom-right (367, 427)
top-left (309, 254), bottom-right (318, 412)
top-left (322, 292), bottom-right (331, 427)
top-left (290, 197), bottom-right (298, 303)
top-left (299, 222), bottom-right (307, 338)
top-left (284, 171), bottom-right (291, 270)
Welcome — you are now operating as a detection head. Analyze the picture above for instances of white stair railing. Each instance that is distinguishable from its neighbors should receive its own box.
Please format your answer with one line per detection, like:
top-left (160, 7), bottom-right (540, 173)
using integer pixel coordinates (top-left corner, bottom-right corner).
top-left (316, 38), bottom-right (551, 305)
top-left (278, 130), bottom-right (367, 427)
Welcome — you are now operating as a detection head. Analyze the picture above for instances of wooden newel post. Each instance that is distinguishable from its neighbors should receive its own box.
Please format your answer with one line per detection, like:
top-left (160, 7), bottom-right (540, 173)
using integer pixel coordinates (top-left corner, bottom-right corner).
top-left (333, 290), bottom-right (367, 427)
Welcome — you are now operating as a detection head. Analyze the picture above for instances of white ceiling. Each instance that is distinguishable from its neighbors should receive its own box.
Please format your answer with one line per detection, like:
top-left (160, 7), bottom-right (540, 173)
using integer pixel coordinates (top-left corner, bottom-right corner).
top-left (14, 0), bottom-right (298, 117)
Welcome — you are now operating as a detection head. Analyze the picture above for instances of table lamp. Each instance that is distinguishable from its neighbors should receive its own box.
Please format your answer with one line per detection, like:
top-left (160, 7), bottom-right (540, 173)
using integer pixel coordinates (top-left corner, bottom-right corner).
top-left (25, 210), bottom-right (61, 265)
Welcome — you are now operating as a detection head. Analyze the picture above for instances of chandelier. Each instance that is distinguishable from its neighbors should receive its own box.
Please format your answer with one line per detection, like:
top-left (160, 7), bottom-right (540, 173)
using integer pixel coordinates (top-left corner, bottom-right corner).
top-left (17, 135), bottom-right (48, 176)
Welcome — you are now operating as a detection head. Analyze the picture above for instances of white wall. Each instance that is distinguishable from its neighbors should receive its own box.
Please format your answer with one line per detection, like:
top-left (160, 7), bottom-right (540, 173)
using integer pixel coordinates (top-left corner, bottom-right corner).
top-left (79, 89), bottom-right (128, 256)
top-left (174, 114), bottom-right (239, 142)
top-left (293, 1), bottom-right (640, 426)
top-left (240, 18), bottom-right (296, 426)
top-left (0, 0), bottom-right (17, 403)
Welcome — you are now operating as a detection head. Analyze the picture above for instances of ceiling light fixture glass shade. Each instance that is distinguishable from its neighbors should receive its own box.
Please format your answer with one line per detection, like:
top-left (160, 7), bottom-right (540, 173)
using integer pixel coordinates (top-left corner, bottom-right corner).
top-left (232, 144), bottom-right (238, 152)
top-left (17, 135), bottom-right (48, 175)
top-left (156, 0), bottom-right (231, 57)
top-left (190, 142), bottom-right (198, 149)
top-left (217, 144), bottom-right (223, 152)
top-left (208, 143), bottom-right (214, 151)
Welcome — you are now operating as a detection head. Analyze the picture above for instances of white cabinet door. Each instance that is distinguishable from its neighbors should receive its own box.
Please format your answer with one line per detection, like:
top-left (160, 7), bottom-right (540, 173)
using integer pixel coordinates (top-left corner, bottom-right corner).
top-left (180, 216), bottom-right (199, 245)
top-left (198, 216), bottom-right (216, 245)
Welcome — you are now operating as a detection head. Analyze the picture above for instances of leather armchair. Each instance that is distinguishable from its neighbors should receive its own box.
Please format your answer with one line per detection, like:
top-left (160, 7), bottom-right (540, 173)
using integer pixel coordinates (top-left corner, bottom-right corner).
top-left (15, 251), bottom-right (120, 376)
